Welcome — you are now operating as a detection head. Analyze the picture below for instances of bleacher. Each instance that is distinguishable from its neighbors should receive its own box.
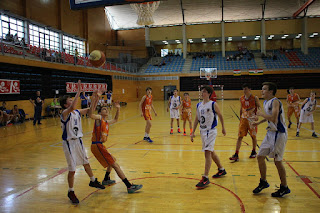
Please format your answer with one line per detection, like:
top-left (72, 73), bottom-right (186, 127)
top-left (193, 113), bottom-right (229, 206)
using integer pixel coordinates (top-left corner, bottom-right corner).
top-left (145, 56), bottom-right (185, 73)
top-left (263, 47), bottom-right (320, 69)
top-left (190, 51), bottom-right (257, 71)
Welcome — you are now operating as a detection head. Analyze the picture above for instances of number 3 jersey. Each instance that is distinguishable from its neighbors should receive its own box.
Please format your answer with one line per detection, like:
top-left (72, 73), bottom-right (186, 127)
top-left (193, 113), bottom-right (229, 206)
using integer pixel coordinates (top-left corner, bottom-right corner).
top-left (61, 110), bottom-right (83, 140)
top-left (196, 100), bottom-right (218, 131)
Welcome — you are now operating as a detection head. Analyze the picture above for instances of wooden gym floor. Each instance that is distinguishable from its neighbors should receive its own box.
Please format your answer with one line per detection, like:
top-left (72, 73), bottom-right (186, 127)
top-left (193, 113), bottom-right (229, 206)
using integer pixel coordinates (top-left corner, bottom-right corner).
top-left (0, 100), bottom-right (319, 213)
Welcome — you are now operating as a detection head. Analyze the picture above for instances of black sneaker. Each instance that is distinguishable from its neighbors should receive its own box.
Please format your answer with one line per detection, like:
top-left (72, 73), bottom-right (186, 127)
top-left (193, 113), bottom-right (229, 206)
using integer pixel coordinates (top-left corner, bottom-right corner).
top-left (89, 178), bottom-right (105, 189)
top-left (127, 184), bottom-right (143, 193)
top-left (296, 132), bottom-right (299, 137)
top-left (249, 150), bottom-right (257, 158)
top-left (212, 169), bottom-right (227, 178)
top-left (196, 176), bottom-right (210, 188)
top-left (229, 154), bottom-right (239, 161)
top-left (288, 121), bottom-right (292, 128)
top-left (312, 132), bottom-right (318, 138)
top-left (68, 191), bottom-right (79, 204)
top-left (253, 178), bottom-right (270, 194)
top-left (271, 185), bottom-right (291, 197)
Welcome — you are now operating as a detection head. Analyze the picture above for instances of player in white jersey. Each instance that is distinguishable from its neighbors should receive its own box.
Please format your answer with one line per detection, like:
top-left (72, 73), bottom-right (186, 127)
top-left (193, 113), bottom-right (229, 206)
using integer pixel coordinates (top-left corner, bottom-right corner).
top-left (59, 80), bottom-right (105, 204)
top-left (167, 89), bottom-right (181, 134)
top-left (190, 86), bottom-right (226, 189)
top-left (252, 82), bottom-right (290, 197)
top-left (296, 91), bottom-right (318, 138)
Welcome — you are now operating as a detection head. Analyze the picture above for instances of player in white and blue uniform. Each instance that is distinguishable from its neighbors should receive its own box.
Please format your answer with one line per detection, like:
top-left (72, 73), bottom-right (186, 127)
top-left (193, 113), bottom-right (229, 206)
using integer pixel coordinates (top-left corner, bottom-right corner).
top-left (252, 82), bottom-right (290, 197)
top-left (190, 86), bottom-right (226, 189)
top-left (167, 89), bottom-right (181, 134)
top-left (297, 91), bottom-right (318, 137)
top-left (59, 80), bottom-right (105, 204)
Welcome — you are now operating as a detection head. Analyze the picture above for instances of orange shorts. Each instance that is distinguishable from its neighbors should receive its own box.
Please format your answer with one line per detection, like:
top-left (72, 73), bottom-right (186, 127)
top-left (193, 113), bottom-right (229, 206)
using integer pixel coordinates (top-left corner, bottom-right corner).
top-left (287, 106), bottom-right (300, 118)
top-left (143, 108), bottom-right (152, 120)
top-left (238, 118), bottom-right (257, 138)
top-left (91, 142), bottom-right (115, 168)
top-left (182, 108), bottom-right (192, 121)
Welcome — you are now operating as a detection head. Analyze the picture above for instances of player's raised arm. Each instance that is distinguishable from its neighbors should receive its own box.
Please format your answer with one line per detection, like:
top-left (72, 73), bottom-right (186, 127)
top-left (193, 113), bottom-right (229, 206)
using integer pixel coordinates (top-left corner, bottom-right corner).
top-left (62, 80), bottom-right (82, 119)
top-left (214, 102), bottom-right (226, 136)
top-left (108, 101), bottom-right (120, 124)
top-left (88, 90), bottom-right (102, 120)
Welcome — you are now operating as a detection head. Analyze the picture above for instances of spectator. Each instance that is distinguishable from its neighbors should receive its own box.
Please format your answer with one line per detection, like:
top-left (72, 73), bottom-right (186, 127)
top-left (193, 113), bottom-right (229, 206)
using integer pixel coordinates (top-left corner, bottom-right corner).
top-left (80, 92), bottom-right (89, 117)
top-left (13, 33), bottom-right (20, 45)
top-left (0, 101), bottom-right (12, 125)
top-left (29, 91), bottom-right (44, 125)
top-left (74, 48), bottom-right (79, 65)
top-left (10, 105), bottom-right (21, 123)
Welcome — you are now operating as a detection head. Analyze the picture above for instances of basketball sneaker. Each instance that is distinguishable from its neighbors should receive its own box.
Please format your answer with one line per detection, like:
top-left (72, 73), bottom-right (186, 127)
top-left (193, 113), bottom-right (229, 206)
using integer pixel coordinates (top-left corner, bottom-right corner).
top-left (296, 132), bottom-right (299, 137)
top-left (288, 121), bottom-right (292, 128)
top-left (178, 128), bottom-right (181, 133)
top-left (102, 179), bottom-right (116, 185)
top-left (212, 169), bottom-right (227, 178)
top-left (144, 137), bottom-right (153, 143)
top-left (127, 184), bottom-right (143, 193)
top-left (312, 132), bottom-right (318, 138)
top-left (271, 185), bottom-right (290, 197)
top-left (196, 176), bottom-right (210, 188)
top-left (183, 131), bottom-right (187, 136)
top-left (68, 191), bottom-right (79, 204)
top-left (89, 178), bottom-right (105, 189)
top-left (253, 178), bottom-right (269, 194)
top-left (249, 150), bottom-right (257, 158)
top-left (170, 129), bottom-right (173, 134)
top-left (229, 154), bottom-right (239, 162)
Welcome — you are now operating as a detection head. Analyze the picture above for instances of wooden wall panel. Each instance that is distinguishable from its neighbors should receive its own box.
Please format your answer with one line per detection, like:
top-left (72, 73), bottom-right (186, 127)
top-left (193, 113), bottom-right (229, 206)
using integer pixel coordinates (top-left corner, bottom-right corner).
top-left (112, 79), bottom-right (139, 102)
top-left (225, 22), bottom-right (261, 37)
top-left (266, 19), bottom-right (302, 35)
top-left (187, 23), bottom-right (221, 38)
top-left (0, 0), bottom-right (25, 17)
top-left (27, 0), bottom-right (59, 29)
top-left (117, 29), bottom-right (145, 46)
top-left (138, 80), bottom-right (179, 101)
top-left (60, 0), bottom-right (83, 37)
top-left (150, 26), bottom-right (182, 41)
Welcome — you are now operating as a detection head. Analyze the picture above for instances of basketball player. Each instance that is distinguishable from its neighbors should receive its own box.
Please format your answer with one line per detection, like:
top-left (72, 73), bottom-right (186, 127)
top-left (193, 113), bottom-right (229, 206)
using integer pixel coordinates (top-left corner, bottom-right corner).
top-left (191, 86), bottom-right (227, 189)
top-left (139, 87), bottom-right (157, 142)
top-left (106, 90), bottom-right (112, 107)
top-left (59, 80), bottom-right (105, 204)
top-left (167, 89), bottom-right (181, 134)
top-left (296, 91), bottom-right (318, 137)
top-left (88, 90), bottom-right (143, 193)
top-left (181, 93), bottom-right (193, 136)
top-left (252, 82), bottom-right (290, 197)
top-left (229, 83), bottom-right (260, 162)
top-left (286, 87), bottom-right (300, 128)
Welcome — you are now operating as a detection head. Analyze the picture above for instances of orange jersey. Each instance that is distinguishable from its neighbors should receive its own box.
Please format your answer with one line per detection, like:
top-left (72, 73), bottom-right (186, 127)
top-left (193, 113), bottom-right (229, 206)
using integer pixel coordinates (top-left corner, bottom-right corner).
top-left (182, 99), bottom-right (191, 109)
top-left (287, 93), bottom-right (299, 104)
top-left (142, 95), bottom-right (153, 111)
top-left (240, 95), bottom-right (257, 119)
top-left (91, 118), bottom-right (109, 143)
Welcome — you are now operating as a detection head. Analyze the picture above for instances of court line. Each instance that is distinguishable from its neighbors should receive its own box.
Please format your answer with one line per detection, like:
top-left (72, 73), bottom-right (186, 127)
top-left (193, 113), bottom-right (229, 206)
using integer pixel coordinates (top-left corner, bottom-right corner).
top-left (285, 162), bottom-right (320, 199)
top-left (81, 176), bottom-right (245, 213)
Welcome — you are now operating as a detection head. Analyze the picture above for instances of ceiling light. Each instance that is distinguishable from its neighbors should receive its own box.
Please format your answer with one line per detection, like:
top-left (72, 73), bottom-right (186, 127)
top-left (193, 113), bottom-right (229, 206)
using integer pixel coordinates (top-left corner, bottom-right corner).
top-left (313, 32), bottom-right (318, 35)
top-left (175, 40), bottom-right (180, 42)
top-left (281, 36), bottom-right (286, 39)
top-left (284, 34), bottom-right (289, 37)
top-left (188, 39), bottom-right (193, 41)
top-left (189, 41), bottom-right (193, 43)
top-left (309, 35), bottom-right (314, 38)
top-left (177, 41), bottom-right (181, 44)
top-left (295, 36), bottom-right (300, 39)
top-left (242, 36), bottom-right (247, 39)
top-left (215, 39), bottom-right (219, 42)
top-left (228, 37), bottom-right (232, 39)
top-left (298, 33), bottom-right (302, 36)
top-left (162, 41), bottom-right (167, 43)
top-left (254, 38), bottom-right (259, 40)
top-left (268, 37), bottom-right (272, 39)
top-left (270, 35), bottom-right (274, 37)
top-left (256, 35), bottom-right (260, 38)
top-left (202, 38), bottom-right (205, 40)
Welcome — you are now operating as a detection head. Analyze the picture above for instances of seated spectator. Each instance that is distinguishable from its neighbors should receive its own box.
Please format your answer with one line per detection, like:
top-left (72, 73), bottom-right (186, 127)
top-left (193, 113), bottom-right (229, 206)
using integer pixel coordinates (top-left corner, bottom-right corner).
top-left (13, 33), bottom-right (20, 45)
top-left (10, 105), bottom-right (21, 123)
top-left (0, 101), bottom-right (12, 125)
top-left (20, 38), bottom-right (27, 47)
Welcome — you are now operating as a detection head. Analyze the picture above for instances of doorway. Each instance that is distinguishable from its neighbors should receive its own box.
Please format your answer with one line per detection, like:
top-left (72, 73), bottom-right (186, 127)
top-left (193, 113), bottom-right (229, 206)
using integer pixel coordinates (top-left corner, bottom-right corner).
top-left (164, 85), bottom-right (177, 101)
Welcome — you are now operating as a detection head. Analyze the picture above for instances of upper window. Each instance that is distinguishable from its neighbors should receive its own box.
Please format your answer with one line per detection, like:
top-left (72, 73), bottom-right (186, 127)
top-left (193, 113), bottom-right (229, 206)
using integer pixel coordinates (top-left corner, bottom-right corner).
top-left (29, 24), bottom-right (60, 51)
top-left (63, 35), bottom-right (85, 56)
top-left (0, 15), bottom-right (25, 41)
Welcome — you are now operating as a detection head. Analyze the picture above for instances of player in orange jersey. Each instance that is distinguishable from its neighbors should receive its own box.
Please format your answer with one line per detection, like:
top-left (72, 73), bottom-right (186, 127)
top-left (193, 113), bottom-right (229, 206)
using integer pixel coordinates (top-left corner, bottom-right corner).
top-left (230, 83), bottom-right (261, 162)
top-left (286, 87), bottom-right (300, 128)
top-left (180, 93), bottom-right (193, 136)
top-left (88, 90), bottom-right (143, 194)
top-left (139, 87), bottom-right (157, 143)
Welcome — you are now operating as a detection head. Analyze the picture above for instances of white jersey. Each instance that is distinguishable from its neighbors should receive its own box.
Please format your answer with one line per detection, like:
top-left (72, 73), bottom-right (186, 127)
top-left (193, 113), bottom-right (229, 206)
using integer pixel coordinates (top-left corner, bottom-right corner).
top-left (170, 95), bottom-right (181, 109)
top-left (197, 101), bottom-right (218, 131)
top-left (301, 98), bottom-right (317, 112)
top-left (263, 97), bottom-right (286, 133)
top-left (61, 110), bottom-right (83, 140)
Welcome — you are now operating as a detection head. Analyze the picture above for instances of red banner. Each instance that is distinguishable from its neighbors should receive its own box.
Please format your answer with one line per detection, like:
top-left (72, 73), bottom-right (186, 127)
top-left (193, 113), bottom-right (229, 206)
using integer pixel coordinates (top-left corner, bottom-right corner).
top-left (66, 82), bottom-right (108, 93)
top-left (0, 79), bottom-right (20, 94)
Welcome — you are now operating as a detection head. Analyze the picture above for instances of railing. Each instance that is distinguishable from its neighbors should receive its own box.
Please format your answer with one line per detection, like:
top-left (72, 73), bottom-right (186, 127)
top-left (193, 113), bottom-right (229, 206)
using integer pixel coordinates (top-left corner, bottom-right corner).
top-left (0, 39), bottom-right (139, 73)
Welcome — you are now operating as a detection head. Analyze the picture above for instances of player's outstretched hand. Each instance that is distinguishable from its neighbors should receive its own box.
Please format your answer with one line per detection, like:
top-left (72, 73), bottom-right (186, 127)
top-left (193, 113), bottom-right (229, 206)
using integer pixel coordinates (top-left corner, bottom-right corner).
top-left (114, 101), bottom-right (120, 109)
top-left (190, 132), bottom-right (195, 142)
top-left (222, 128), bottom-right (226, 136)
top-left (77, 80), bottom-right (82, 92)
top-left (256, 109), bottom-right (263, 116)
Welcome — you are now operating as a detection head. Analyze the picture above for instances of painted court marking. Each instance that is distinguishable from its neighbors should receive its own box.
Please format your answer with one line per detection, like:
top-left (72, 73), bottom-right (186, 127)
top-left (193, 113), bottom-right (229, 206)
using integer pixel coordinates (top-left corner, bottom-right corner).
top-left (81, 176), bottom-right (245, 213)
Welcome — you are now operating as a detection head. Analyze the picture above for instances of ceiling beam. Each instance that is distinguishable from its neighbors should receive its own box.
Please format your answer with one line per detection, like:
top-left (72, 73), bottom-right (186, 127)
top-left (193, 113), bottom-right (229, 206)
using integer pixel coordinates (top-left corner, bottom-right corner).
top-left (180, 0), bottom-right (185, 24)
top-left (293, 0), bottom-right (315, 18)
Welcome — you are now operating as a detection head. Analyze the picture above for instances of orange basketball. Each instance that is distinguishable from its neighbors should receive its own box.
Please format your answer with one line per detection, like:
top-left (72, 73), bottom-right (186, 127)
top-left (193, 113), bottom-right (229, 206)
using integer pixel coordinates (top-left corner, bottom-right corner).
top-left (89, 50), bottom-right (106, 68)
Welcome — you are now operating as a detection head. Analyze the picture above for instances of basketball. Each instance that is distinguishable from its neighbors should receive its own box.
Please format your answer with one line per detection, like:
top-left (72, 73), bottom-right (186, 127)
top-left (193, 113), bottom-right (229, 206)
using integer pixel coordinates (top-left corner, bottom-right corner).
top-left (89, 50), bottom-right (106, 68)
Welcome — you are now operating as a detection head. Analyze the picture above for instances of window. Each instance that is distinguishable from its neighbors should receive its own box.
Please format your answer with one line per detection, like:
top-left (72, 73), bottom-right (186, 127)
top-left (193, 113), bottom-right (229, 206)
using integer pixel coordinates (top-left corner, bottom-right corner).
top-left (0, 15), bottom-right (25, 41)
top-left (29, 24), bottom-right (60, 51)
top-left (63, 35), bottom-right (85, 56)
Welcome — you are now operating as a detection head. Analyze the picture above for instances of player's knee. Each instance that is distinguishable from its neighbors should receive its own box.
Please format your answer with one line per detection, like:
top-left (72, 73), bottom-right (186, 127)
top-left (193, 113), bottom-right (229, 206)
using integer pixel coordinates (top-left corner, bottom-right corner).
top-left (257, 155), bottom-right (265, 162)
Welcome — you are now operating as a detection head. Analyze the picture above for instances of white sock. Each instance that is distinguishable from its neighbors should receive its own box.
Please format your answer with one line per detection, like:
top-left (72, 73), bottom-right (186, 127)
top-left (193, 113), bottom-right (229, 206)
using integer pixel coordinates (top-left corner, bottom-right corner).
top-left (90, 176), bottom-right (95, 182)
top-left (297, 128), bottom-right (300, 132)
top-left (219, 167), bottom-right (225, 171)
top-left (68, 188), bottom-right (74, 192)
top-left (312, 130), bottom-right (315, 133)
top-left (203, 175), bottom-right (208, 179)
top-left (145, 133), bottom-right (149, 137)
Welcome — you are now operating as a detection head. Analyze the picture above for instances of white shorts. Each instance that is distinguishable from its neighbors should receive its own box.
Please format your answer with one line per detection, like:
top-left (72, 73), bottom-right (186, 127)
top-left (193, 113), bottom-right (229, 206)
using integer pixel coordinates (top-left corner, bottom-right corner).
top-left (200, 128), bottom-right (217, 152)
top-left (107, 99), bottom-right (112, 105)
top-left (299, 110), bottom-right (314, 123)
top-left (258, 131), bottom-right (287, 161)
top-left (63, 138), bottom-right (89, 171)
top-left (170, 109), bottom-right (180, 119)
